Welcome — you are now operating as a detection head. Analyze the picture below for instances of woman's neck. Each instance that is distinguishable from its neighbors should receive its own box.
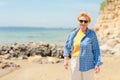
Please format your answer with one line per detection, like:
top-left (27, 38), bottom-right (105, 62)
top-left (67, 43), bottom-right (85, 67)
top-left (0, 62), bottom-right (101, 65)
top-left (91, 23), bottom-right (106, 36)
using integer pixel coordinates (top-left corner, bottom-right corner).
top-left (80, 28), bottom-right (87, 33)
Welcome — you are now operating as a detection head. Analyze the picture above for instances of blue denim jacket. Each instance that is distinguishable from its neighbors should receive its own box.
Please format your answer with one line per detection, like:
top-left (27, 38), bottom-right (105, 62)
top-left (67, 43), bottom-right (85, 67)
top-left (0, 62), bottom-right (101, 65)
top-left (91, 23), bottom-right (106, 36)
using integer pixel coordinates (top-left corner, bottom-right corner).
top-left (63, 28), bottom-right (103, 72)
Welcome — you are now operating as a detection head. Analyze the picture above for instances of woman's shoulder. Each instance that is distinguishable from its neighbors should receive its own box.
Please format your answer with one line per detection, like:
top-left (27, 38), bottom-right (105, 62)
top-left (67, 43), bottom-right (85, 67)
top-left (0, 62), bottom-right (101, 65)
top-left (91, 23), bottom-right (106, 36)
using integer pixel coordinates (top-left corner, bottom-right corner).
top-left (88, 28), bottom-right (96, 34)
top-left (86, 29), bottom-right (97, 38)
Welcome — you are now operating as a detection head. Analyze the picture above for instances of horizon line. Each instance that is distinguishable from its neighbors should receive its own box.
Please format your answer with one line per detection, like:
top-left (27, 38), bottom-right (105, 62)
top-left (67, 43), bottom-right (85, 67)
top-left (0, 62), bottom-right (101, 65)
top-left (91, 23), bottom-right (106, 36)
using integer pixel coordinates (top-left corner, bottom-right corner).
top-left (0, 26), bottom-right (73, 29)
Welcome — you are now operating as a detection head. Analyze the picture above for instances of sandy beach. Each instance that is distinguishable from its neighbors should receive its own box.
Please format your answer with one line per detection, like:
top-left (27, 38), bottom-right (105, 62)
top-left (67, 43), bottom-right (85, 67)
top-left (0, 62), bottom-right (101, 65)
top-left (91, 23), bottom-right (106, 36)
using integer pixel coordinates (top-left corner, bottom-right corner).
top-left (0, 59), bottom-right (71, 80)
top-left (0, 55), bottom-right (120, 80)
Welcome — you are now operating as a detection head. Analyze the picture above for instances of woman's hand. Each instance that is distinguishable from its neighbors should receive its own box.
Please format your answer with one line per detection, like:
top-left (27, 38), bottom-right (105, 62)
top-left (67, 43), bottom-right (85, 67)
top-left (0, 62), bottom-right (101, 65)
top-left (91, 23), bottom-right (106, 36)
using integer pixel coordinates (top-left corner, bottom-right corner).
top-left (94, 66), bottom-right (100, 73)
top-left (64, 56), bottom-right (69, 70)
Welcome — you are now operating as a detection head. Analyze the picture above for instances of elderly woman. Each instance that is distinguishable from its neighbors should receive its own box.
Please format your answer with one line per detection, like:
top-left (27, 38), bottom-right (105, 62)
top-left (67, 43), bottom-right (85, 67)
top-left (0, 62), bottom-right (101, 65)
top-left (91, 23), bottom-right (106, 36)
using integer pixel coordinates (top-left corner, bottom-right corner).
top-left (63, 12), bottom-right (103, 80)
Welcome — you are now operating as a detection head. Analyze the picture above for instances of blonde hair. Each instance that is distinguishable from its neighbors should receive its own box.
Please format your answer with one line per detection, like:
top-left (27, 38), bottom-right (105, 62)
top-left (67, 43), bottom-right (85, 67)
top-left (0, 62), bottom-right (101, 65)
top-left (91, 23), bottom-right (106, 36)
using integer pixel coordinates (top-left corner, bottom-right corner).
top-left (77, 12), bottom-right (91, 23)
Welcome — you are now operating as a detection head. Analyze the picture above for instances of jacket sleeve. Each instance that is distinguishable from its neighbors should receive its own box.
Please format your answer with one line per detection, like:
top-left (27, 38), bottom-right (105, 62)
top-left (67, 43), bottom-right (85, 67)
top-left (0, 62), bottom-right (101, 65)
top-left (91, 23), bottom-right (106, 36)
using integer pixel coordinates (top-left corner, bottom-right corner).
top-left (63, 34), bottom-right (72, 57)
top-left (92, 32), bottom-right (103, 66)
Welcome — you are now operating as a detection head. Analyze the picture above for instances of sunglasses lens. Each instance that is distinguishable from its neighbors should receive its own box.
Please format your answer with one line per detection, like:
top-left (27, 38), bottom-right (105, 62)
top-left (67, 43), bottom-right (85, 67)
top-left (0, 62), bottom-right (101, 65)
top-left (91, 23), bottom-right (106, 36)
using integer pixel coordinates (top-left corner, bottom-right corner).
top-left (79, 20), bottom-right (88, 24)
top-left (79, 20), bottom-right (83, 23)
top-left (84, 20), bottom-right (88, 23)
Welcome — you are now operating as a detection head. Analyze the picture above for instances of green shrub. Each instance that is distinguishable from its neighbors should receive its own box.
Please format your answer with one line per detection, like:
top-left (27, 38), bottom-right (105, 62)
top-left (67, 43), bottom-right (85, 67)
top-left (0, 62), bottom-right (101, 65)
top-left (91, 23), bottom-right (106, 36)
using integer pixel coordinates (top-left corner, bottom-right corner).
top-left (100, 1), bottom-right (106, 10)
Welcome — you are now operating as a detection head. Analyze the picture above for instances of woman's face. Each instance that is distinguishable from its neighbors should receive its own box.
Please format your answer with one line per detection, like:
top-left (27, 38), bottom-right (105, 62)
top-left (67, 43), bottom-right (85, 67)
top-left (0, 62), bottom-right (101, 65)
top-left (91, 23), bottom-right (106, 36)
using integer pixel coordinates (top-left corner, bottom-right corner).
top-left (78, 16), bottom-right (89, 30)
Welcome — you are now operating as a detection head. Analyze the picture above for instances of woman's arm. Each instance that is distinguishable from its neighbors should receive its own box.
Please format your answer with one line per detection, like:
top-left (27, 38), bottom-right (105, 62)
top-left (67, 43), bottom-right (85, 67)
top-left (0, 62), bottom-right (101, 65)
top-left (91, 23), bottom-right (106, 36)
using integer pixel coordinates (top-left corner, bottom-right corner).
top-left (92, 31), bottom-right (103, 73)
top-left (92, 31), bottom-right (103, 66)
top-left (64, 56), bottom-right (69, 70)
top-left (63, 33), bottom-right (72, 69)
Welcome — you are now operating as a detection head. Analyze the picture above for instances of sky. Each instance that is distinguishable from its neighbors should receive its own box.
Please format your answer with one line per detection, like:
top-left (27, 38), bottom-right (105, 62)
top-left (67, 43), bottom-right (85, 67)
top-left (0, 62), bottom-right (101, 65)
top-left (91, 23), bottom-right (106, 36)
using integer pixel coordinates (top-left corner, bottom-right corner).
top-left (0, 0), bottom-right (104, 28)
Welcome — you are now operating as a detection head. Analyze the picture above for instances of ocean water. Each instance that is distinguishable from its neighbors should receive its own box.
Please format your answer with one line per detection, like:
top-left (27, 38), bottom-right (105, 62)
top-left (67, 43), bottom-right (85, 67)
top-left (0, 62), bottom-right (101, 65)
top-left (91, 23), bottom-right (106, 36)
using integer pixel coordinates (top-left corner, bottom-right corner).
top-left (0, 27), bottom-right (72, 45)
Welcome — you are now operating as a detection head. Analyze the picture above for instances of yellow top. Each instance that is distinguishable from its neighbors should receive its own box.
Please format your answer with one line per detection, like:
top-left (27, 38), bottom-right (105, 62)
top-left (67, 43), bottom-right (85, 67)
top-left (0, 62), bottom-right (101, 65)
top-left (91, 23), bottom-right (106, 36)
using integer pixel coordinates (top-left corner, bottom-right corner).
top-left (71, 29), bottom-right (85, 56)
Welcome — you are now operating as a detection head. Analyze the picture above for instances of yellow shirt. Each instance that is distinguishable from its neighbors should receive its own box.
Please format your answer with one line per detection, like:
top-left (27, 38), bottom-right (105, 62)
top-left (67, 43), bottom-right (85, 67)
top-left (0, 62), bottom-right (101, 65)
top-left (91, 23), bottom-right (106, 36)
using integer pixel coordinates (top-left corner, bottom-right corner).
top-left (71, 30), bottom-right (85, 56)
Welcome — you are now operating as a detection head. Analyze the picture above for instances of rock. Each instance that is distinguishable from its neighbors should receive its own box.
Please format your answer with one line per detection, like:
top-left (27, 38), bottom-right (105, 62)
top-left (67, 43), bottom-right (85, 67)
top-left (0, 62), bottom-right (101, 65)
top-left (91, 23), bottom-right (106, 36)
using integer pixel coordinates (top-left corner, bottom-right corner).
top-left (46, 57), bottom-right (63, 64)
top-left (51, 50), bottom-right (57, 57)
top-left (18, 44), bottom-right (27, 52)
top-left (11, 43), bottom-right (19, 50)
top-left (106, 39), bottom-right (117, 48)
top-left (93, 0), bottom-right (120, 55)
top-left (1, 46), bottom-right (9, 51)
top-left (18, 56), bottom-right (28, 60)
top-left (2, 54), bottom-right (11, 59)
top-left (27, 42), bottom-right (38, 48)
top-left (0, 61), bottom-right (20, 69)
top-left (47, 57), bottom-right (57, 63)
top-left (41, 58), bottom-right (48, 64)
top-left (41, 43), bottom-right (49, 47)
top-left (0, 43), bottom-right (64, 60)
top-left (112, 44), bottom-right (120, 55)
top-left (28, 55), bottom-right (42, 63)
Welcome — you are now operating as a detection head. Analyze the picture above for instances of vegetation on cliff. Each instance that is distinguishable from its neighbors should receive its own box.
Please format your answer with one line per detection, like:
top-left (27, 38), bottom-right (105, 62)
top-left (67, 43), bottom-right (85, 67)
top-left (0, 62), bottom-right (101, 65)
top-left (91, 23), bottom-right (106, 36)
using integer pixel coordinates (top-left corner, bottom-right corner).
top-left (100, 0), bottom-right (106, 10)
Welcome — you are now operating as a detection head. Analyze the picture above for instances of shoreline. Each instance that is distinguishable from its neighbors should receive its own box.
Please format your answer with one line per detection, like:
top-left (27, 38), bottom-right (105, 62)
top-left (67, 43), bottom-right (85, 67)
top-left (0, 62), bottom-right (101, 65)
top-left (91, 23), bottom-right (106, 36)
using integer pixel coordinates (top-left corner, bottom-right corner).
top-left (0, 42), bottom-right (65, 60)
top-left (0, 41), bottom-right (65, 46)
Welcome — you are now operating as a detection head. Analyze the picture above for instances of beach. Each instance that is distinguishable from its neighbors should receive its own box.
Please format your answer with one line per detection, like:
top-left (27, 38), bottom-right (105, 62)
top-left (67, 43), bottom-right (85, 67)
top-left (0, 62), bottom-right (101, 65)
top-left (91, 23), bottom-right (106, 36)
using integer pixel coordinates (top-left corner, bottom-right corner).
top-left (0, 55), bottom-right (120, 80)
top-left (0, 60), bottom-right (70, 80)
top-left (0, 27), bottom-right (120, 80)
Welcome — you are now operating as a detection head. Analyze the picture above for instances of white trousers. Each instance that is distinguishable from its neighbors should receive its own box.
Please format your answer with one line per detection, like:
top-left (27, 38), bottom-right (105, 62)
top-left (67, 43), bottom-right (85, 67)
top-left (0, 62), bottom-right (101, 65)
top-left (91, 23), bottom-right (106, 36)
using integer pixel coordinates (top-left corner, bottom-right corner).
top-left (71, 56), bottom-right (94, 80)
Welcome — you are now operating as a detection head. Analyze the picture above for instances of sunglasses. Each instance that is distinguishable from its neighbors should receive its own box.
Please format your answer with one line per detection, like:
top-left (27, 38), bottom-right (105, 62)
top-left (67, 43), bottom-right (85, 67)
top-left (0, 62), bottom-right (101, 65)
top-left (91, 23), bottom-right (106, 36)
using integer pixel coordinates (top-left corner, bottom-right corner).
top-left (79, 20), bottom-right (88, 24)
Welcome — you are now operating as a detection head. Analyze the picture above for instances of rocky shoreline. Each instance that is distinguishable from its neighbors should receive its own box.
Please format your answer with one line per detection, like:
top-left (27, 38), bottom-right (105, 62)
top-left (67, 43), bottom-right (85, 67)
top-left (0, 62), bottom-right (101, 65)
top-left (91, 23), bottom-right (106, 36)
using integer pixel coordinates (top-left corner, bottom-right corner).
top-left (0, 42), bottom-right (64, 60)
top-left (0, 42), bottom-right (66, 64)
top-left (0, 41), bottom-right (119, 70)
top-left (0, 40), bottom-right (119, 62)
top-left (0, 42), bottom-right (65, 77)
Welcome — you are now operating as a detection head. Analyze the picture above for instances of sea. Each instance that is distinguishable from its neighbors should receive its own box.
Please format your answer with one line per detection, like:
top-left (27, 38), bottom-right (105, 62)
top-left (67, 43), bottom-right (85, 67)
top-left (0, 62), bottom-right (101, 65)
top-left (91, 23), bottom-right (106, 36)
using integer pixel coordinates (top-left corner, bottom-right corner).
top-left (0, 27), bottom-right (72, 45)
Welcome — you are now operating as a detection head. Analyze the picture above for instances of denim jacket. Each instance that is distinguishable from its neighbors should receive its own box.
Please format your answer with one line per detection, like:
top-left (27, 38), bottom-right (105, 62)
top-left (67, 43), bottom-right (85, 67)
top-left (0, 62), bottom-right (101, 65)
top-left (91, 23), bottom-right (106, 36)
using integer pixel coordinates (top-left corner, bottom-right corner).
top-left (63, 28), bottom-right (103, 72)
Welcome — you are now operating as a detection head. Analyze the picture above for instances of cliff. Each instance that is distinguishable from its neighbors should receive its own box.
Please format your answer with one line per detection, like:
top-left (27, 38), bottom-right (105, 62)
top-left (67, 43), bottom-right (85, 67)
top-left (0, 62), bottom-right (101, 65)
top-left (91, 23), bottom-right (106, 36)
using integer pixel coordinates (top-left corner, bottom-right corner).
top-left (93, 0), bottom-right (120, 55)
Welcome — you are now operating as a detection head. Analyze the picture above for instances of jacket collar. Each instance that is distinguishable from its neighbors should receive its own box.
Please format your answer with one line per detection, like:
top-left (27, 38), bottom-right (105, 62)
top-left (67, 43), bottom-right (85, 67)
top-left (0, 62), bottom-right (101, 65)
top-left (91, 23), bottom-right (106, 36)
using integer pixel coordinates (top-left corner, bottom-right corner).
top-left (74, 27), bottom-right (90, 35)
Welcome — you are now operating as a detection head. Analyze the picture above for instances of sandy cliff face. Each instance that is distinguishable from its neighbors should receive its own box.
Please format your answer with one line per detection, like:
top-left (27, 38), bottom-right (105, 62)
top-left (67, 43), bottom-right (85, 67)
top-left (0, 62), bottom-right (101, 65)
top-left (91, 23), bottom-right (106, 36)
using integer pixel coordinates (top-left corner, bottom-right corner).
top-left (93, 0), bottom-right (120, 55)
